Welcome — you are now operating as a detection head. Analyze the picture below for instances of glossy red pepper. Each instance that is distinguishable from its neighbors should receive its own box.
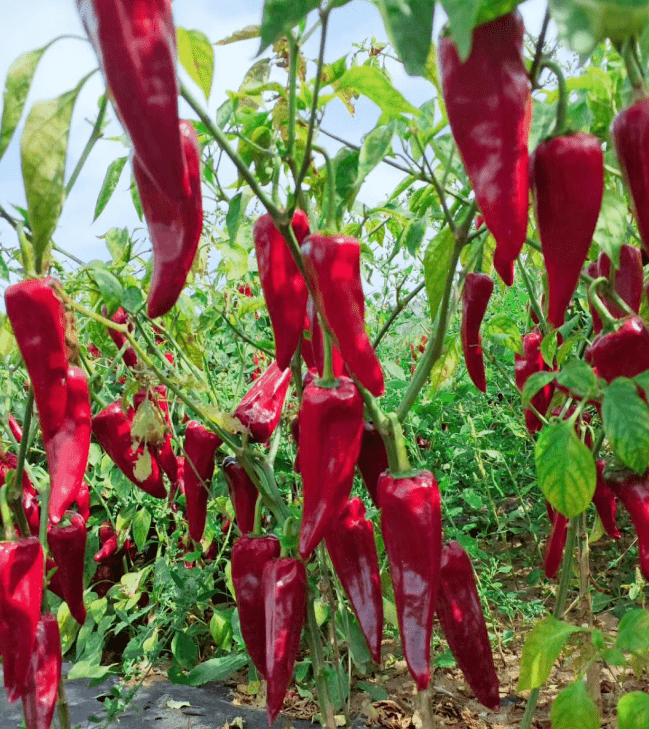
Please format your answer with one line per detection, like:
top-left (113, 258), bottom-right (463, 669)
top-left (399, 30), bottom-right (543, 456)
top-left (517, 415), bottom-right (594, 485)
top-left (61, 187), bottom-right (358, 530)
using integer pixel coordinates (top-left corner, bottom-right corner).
top-left (22, 613), bottom-right (61, 729)
top-left (544, 505), bottom-right (568, 579)
top-left (231, 534), bottom-right (281, 678)
top-left (436, 541), bottom-right (500, 710)
top-left (438, 12), bottom-right (531, 286)
top-left (263, 558), bottom-right (307, 726)
top-left (233, 361), bottom-right (292, 444)
top-left (593, 460), bottom-right (620, 540)
top-left (47, 512), bottom-right (87, 625)
top-left (254, 212), bottom-right (310, 370)
top-left (92, 402), bottom-right (166, 499)
top-left (514, 330), bottom-right (555, 434)
top-left (306, 297), bottom-right (345, 379)
top-left (93, 523), bottom-right (119, 563)
top-left (531, 133), bottom-right (604, 328)
top-left (8, 415), bottom-right (22, 443)
top-left (325, 498), bottom-right (383, 663)
top-left (608, 471), bottom-right (649, 579)
top-left (356, 423), bottom-right (388, 509)
top-left (379, 470), bottom-right (442, 691)
top-left (76, 0), bottom-right (189, 202)
top-left (589, 246), bottom-right (643, 333)
top-left (223, 457), bottom-right (258, 536)
top-left (104, 306), bottom-right (137, 368)
top-left (585, 316), bottom-right (649, 383)
top-left (302, 235), bottom-right (385, 396)
top-left (0, 537), bottom-right (44, 701)
top-left (134, 119), bottom-right (203, 319)
top-left (183, 421), bottom-right (221, 542)
top-left (461, 273), bottom-right (494, 392)
top-left (298, 376), bottom-right (364, 559)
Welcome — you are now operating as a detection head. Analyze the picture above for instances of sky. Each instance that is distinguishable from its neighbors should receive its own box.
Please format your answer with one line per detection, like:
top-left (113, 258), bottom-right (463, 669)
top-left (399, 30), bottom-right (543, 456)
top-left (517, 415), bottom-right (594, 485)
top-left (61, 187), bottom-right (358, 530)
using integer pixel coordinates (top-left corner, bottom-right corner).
top-left (0, 0), bottom-right (548, 269)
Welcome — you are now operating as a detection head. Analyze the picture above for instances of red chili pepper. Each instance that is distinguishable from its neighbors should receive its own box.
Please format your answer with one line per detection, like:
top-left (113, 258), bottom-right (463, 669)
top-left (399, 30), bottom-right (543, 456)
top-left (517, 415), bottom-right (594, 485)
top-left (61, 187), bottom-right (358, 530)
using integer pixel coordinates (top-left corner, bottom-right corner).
top-left (22, 612), bottom-right (61, 729)
top-left (544, 505), bottom-right (568, 579)
top-left (531, 133), bottom-right (604, 328)
top-left (302, 235), bottom-right (385, 396)
top-left (611, 98), bottom-right (649, 256)
top-left (183, 421), bottom-right (221, 542)
top-left (356, 423), bottom-right (388, 509)
top-left (514, 330), bottom-right (555, 433)
top-left (8, 415), bottom-right (22, 443)
top-left (92, 402), bottom-right (166, 499)
top-left (134, 120), bottom-right (203, 319)
top-left (325, 498), bottom-right (383, 663)
top-left (298, 376), bottom-right (364, 559)
top-left (263, 558), bottom-right (307, 726)
top-left (436, 541), bottom-right (500, 710)
top-left (76, 0), bottom-right (189, 202)
top-left (461, 273), bottom-right (494, 392)
top-left (233, 361), bottom-right (292, 444)
top-left (231, 534), bottom-right (281, 678)
top-left (607, 471), bottom-right (649, 579)
top-left (379, 470), bottom-right (442, 691)
top-left (254, 212), bottom-right (310, 370)
top-left (585, 316), bottom-right (649, 383)
top-left (94, 522), bottom-right (119, 563)
top-left (47, 512), bottom-right (87, 625)
top-left (306, 297), bottom-right (345, 379)
top-left (223, 457), bottom-right (258, 536)
top-left (589, 246), bottom-right (644, 333)
top-left (593, 460), bottom-right (620, 540)
top-left (104, 307), bottom-right (137, 368)
top-left (0, 451), bottom-right (36, 529)
top-left (76, 481), bottom-right (91, 523)
top-left (0, 537), bottom-right (44, 701)
top-left (438, 13), bottom-right (531, 286)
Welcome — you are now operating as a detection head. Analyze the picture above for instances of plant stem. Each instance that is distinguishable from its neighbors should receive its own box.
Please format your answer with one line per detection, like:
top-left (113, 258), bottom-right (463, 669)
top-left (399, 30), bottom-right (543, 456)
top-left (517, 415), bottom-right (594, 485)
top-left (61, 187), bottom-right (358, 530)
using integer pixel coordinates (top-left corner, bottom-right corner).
top-left (286, 35), bottom-right (299, 167)
top-left (8, 388), bottom-right (34, 538)
top-left (65, 95), bottom-right (108, 198)
top-left (538, 59), bottom-right (568, 137)
top-left (529, 8), bottom-right (550, 88)
top-left (305, 587), bottom-right (337, 729)
top-left (56, 680), bottom-right (72, 729)
top-left (373, 281), bottom-right (426, 350)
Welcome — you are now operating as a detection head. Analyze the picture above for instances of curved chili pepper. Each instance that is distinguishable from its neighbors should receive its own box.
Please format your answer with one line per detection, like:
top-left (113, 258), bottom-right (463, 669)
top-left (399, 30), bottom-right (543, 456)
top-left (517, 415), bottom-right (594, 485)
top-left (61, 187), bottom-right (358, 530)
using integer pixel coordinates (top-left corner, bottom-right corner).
top-left (438, 12), bottom-right (531, 286)
top-left (233, 361), bottom-right (292, 444)
top-left (134, 120), bottom-right (203, 319)
top-left (298, 376), bottom-right (364, 559)
top-left (104, 307), bottom-right (137, 368)
top-left (461, 273), bottom-right (494, 392)
top-left (531, 133), bottom-right (604, 328)
top-left (544, 505), bottom-right (568, 579)
top-left (607, 471), bottom-right (649, 579)
top-left (436, 541), bottom-right (500, 710)
top-left (223, 457), bottom-right (258, 536)
top-left (8, 415), bottom-right (22, 443)
top-left (325, 498), bottom-right (383, 663)
top-left (47, 512), bottom-right (87, 625)
top-left (306, 297), bottom-right (345, 379)
top-left (231, 534), bottom-right (281, 678)
top-left (514, 330), bottom-right (555, 433)
top-left (22, 612), bottom-right (61, 729)
top-left (379, 470), bottom-right (442, 691)
top-left (263, 558), bottom-right (307, 726)
top-left (76, 0), bottom-right (189, 202)
top-left (589, 246), bottom-right (643, 333)
top-left (94, 522), bottom-right (119, 563)
top-left (585, 316), bottom-right (649, 383)
top-left (92, 402), bottom-right (166, 499)
top-left (593, 460), bottom-right (620, 540)
top-left (254, 212), bottom-right (310, 370)
top-left (183, 421), bottom-right (221, 542)
top-left (302, 235), bottom-right (385, 396)
top-left (356, 423), bottom-right (388, 509)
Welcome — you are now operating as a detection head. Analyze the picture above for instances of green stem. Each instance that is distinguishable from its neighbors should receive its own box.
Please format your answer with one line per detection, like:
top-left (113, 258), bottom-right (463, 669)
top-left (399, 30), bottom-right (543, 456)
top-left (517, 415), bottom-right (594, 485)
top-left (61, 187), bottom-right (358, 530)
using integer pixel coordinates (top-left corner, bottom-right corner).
top-left (0, 487), bottom-right (14, 541)
top-left (9, 388), bottom-right (34, 537)
top-left (538, 59), bottom-right (568, 137)
top-left (373, 282), bottom-right (426, 350)
top-left (65, 95), bottom-right (108, 198)
top-left (621, 38), bottom-right (647, 95)
top-left (320, 326), bottom-right (336, 385)
top-left (517, 257), bottom-right (547, 333)
top-left (286, 35), bottom-right (299, 166)
top-left (530, 9), bottom-right (551, 89)
top-left (381, 413), bottom-right (412, 475)
top-left (305, 587), bottom-right (337, 729)
top-left (588, 277), bottom-right (618, 330)
top-left (312, 145), bottom-right (336, 230)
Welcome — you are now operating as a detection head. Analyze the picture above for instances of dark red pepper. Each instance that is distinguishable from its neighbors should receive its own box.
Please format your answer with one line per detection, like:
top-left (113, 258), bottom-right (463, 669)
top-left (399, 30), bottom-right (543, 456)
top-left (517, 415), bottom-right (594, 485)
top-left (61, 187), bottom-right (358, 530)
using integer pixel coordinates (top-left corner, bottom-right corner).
top-left (461, 273), bottom-right (494, 392)
top-left (93, 523), bottom-right (119, 563)
top-left (585, 316), bottom-right (649, 383)
top-left (325, 498), bottom-right (383, 663)
top-left (104, 306), bottom-right (137, 368)
top-left (514, 330), bottom-right (555, 434)
top-left (222, 457), bottom-right (258, 536)
top-left (589, 246), bottom-right (643, 333)
top-left (22, 612), bottom-right (61, 729)
top-left (593, 460), bottom-right (620, 540)
top-left (298, 376), bottom-right (364, 559)
top-left (544, 504), bottom-right (568, 579)
top-left (607, 471), bottom-right (649, 579)
top-left (436, 541), bottom-right (500, 710)
top-left (379, 470), bottom-right (442, 691)
top-left (47, 512), bottom-right (87, 625)
top-left (231, 534), bottom-right (281, 678)
top-left (263, 558), bottom-right (307, 726)
top-left (8, 415), bottom-right (22, 443)
top-left (356, 423), bottom-right (388, 509)
top-left (233, 361), bottom-right (292, 444)
top-left (306, 297), bottom-right (345, 379)
top-left (183, 421), bottom-right (221, 542)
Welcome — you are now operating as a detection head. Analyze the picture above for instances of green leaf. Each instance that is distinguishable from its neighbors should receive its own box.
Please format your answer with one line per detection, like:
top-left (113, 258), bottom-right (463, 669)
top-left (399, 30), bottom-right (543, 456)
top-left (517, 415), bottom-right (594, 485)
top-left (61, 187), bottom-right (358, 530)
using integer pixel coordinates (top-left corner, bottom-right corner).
top-left (556, 359), bottom-right (598, 398)
top-left (402, 215), bottom-right (428, 256)
top-left (122, 287), bottom-right (143, 314)
top-left (616, 609), bottom-right (649, 654)
top-left (130, 171), bottom-right (143, 221)
top-left (132, 508), bottom-right (152, 552)
top-left (618, 691), bottom-right (649, 729)
top-left (259, 0), bottom-right (320, 53)
top-left (103, 227), bottom-right (130, 265)
top-left (517, 616), bottom-right (583, 690)
top-left (0, 254), bottom-right (9, 282)
top-left (440, 0), bottom-right (481, 61)
top-left (602, 378), bottom-right (649, 474)
top-left (88, 264), bottom-right (124, 315)
top-left (535, 421), bottom-right (597, 517)
top-left (177, 28), bottom-right (214, 100)
top-left (376, 0), bottom-right (435, 75)
top-left (550, 681), bottom-right (599, 729)
top-left (335, 66), bottom-right (418, 117)
top-left (226, 192), bottom-right (244, 245)
top-left (171, 631), bottom-right (199, 670)
top-left (93, 156), bottom-right (128, 222)
top-left (475, 0), bottom-right (521, 25)
top-left (593, 189), bottom-right (626, 268)
top-left (521, 371), bottom-right (556, 407)
top-left (541, 330), bottom-right (558, 368)
top-left (181, 654), bottom-right (249, 686)
top-left (423, 228), bottom-right (453, 323)
top-left (357, 121), bottom-right (395, 187)
top-left (483, 314), bottom-right (523, 355)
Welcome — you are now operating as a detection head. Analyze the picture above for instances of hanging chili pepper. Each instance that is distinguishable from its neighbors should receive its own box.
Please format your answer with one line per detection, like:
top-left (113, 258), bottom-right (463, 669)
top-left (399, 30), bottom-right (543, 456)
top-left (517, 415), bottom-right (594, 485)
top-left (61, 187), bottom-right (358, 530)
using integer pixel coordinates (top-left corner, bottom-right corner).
top-left (104, 306), bottom-right (137, 368)
top-left (461, 273), bottom-right (494, 392)
top-left (531, 133), bottom-right (604, 328)
top-left (22, 612), bottom-right (61, 729)
top-left (544, 504), bottom-right (568, 579)
top-left (607, 471), bottom-right (649, 579)
top-left (325, 498), bottom-right (383, 663)
top-left (92, 402), bottom-right (166, 499)
top-left (379, 470), bottom-right (442, 691)
top-left (183, 421), bottom-right (221, 542)
top-left (76, 0), bottom-right (188, 202)
top-left (8, 415), bottom-right (22, 443)
top-left (589, 246), bottom-right (644, 333)
top-left (223, 457), bottom-right (258, 536)
top-left (0, 536), bottom-right (43, 702)
top-left (93, 523), bottom-right (119, 563)
top-left (302, 235), bottom-right (385, 396)
top-left (593, 460), bottom-right (620, 540)
top-left (263, 558), bottom-right (307, 726)
top-left (134, 120), bottom-right (203, 319)
top-left (585, 315), bottom-right (649, 383)
top-left (306, 297), bottom-right (345, 379)
top-left (514, 330), bottom-right (555, 433)
top-left (436, 541), bottom-right (500, 709)
top-left (356, 423), bottom-right (388, 509)
top-left (47, 512), bottom-right (87, 625)
top-left (254, 212), bottom-right (310, 370)
top-left (298, 376), bottom-right (364, 559)
top-left (233, 361), bottom-right (292, 444)
top-left (231, 534), bottom-right (281, 678)
top-left (438, 12), bottom-right (531, 286)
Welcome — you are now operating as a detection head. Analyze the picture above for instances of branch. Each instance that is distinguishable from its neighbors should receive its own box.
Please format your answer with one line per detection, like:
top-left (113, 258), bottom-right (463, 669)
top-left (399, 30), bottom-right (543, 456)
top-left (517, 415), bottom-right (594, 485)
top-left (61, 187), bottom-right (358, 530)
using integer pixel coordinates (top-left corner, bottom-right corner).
top-left (373, 281), bottom-right (425, 349)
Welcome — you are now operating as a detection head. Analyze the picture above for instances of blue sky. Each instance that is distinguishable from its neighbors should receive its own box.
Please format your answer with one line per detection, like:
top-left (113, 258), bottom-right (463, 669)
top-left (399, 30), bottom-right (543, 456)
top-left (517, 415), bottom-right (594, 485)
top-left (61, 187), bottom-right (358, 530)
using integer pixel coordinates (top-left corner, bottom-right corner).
top-left (0, 0), bottom-right (547, 268)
